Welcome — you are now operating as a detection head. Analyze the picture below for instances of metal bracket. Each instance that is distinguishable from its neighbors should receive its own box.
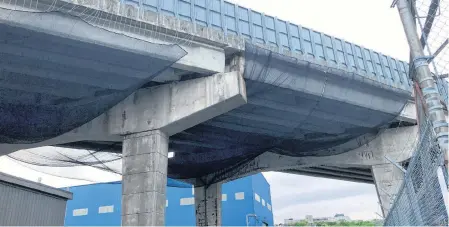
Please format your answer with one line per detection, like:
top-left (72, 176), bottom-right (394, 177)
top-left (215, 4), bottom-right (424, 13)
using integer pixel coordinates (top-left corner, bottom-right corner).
top-left (409, 56), bottom-right (434, 80)
top-left (432, 38), bottom-right (448, 60)
top-left (385, 156), bottom-right (407, 174)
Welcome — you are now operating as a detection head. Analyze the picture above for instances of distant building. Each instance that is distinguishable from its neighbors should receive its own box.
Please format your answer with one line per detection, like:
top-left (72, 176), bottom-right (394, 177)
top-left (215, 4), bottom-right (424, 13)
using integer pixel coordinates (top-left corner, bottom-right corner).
top-left (284, 214), bottom-right (351, 225)
top-left (333, 213), bottom-right (351, 221)
top-left (63, 173), bottom-right (273, 226)
top-left (284, 218), bottom-right (303, 226)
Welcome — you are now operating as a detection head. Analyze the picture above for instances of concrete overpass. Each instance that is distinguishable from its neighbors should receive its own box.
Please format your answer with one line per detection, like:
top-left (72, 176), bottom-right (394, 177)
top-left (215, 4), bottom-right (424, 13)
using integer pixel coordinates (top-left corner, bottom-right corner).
top-left (0, 0), bottom-right (419, 225)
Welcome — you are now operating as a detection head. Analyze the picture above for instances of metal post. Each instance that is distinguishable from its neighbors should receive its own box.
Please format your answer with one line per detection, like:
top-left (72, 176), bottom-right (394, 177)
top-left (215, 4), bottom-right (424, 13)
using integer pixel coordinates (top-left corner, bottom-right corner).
top-left (396, 0), bottom-right (448, 170)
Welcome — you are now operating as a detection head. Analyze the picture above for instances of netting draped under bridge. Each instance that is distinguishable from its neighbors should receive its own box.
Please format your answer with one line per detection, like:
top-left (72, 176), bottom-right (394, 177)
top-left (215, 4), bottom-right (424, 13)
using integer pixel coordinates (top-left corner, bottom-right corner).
top-left (5, 42), bottom-right (410, 182)
top-left (0, 0), bottom-right (188, 143)
top-left (0, 0), bottom-right (412, 183)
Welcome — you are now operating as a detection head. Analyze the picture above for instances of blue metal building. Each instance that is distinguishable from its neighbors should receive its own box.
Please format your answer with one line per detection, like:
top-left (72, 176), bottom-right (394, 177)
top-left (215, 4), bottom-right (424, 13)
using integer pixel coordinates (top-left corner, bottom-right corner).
top-left (63, 173), bottom-right (273, 226)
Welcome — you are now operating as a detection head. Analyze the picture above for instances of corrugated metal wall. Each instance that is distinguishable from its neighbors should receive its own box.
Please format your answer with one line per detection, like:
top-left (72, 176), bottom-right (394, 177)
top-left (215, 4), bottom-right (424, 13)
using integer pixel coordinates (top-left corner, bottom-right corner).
top-left (0, 181), bottom-right (68, 225)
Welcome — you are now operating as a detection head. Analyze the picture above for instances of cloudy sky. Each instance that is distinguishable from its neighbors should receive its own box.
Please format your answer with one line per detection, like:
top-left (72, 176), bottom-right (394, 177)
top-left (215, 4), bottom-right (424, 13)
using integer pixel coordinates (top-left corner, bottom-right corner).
top-left (0, 0), bottom-right (412, 224)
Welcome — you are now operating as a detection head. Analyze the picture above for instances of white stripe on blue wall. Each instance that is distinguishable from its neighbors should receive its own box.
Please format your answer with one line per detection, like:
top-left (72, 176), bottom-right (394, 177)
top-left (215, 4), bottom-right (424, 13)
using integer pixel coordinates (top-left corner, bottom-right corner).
top-left (73, 208), bottom-right (88, 216)
top-left (254, 193), bottom-right (260, 202)
top-left (98, 205), bottom-right (114, 214)
top-left (235, 192), bottom-right (245, 200)
top-left (180, 197), bottom-right (195, 206)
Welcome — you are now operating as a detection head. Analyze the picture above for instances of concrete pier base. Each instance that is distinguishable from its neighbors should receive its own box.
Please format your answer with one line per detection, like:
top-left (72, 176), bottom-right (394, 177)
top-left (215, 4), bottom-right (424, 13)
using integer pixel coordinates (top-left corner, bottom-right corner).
top-left (195, 182), bottom-right (222, 226)
top-left (121, 130), bottom-right (168, 226)
top-left (372, 163), bottom-right (405, 217)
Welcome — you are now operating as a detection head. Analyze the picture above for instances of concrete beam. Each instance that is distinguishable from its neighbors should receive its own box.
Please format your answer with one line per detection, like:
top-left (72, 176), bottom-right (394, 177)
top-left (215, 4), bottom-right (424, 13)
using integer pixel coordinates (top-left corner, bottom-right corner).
top-left (199, 126), bottom-right (417, 184)
top-left (317, 166), bottom-right (373, 177)
top-left (108, 71), bottom-right (247, 136)
top-left (194, 182), bottom-right (222, 226)
top-left (0, 6), bottom-right (225, 74)
top-left (298, 126), bottom-right (418, 167)
top-left (282, 169), bottom-right (374, 184)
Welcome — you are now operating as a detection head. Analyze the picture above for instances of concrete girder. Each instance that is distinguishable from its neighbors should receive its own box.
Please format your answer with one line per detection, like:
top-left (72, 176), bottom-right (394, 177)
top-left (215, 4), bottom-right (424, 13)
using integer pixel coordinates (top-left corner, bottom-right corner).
top-left (107, 71), bottom-right (247, 136)
top-left (281, 170), bottom-right (373, 184)
top-left (0, 6), bottom-right (225, 75)
top-left (191, 125), bottom-right (417, 185)
top-left (282, 168), bottom-right (374, 184)
top-left (317, 166), bottom-right (373, 177)
top-left (0, 71), bottom-right (247, 156)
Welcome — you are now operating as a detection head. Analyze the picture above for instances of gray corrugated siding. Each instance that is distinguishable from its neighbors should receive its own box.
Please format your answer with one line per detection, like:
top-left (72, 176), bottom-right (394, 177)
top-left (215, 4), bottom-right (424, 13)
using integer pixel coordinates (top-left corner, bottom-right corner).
top-left (0, 182), bottom-right (67, 225)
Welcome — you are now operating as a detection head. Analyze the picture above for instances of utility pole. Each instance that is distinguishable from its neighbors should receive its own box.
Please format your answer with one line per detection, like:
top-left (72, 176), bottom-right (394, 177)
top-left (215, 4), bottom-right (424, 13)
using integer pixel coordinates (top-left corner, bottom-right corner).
top-left (395, 0), bottom-right (448, 174)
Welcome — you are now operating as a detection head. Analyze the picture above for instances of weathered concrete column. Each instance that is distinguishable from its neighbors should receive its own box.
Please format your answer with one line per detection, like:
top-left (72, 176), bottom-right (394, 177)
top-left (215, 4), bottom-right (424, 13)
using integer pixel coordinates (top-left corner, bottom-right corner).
top-left (122, 130), bottom-right (168, 226)
top-left (372, 163), bottom-right (404, 217)
top-left (194, 182), bottom-right (222, 226)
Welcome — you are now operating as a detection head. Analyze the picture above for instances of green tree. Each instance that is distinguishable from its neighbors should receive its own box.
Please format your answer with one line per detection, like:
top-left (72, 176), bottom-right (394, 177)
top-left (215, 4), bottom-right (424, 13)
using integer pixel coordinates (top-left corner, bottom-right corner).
top-left (293, 220), bottom-right (309, 226)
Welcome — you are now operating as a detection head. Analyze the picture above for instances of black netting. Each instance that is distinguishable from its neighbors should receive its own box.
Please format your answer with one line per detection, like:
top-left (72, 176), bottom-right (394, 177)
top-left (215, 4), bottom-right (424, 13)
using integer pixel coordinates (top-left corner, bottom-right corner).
top-left (2, 18), bottom-right (410, 182)
top-left (0, 9), bottom-right (187, 143)
top-left (167, 42), bottom-right (410, 180)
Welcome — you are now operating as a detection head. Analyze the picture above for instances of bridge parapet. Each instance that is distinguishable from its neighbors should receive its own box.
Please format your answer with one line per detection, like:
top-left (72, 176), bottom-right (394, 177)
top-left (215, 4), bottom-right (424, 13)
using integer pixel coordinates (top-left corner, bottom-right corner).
top-left (8, 0), bottom-right (414, 92)
top-left (61, 0), bottom-right (413, 92)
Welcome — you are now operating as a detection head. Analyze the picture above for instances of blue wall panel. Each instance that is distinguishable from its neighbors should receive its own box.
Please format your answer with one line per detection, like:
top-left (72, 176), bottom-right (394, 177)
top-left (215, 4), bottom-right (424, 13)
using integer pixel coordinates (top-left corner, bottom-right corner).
top-left (166, 186), bottom-right (196, 226)
top-left (120, 0), bottom-right (411, 90)
top-left (251, 173), bottom-right (274, 226)
top-left (222, 176), bottom-right (254, 226)
top-left (65, 182), bottom-right (122, 226)
top-left (64, 174), bottom-right (273, 226)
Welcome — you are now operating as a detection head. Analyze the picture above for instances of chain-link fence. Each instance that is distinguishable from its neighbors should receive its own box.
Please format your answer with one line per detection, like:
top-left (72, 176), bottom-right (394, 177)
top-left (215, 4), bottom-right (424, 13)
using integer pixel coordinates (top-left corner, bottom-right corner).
top-left (414, 0), bottom-right (449, 104)
top-left (384, 83), bottom-right (448, 226)
top-left (384, 0), bottom-right (449, 225)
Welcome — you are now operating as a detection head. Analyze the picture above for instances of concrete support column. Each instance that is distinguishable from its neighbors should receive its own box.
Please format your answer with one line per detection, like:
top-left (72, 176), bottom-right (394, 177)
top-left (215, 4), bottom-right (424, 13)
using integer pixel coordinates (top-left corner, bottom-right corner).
top-left (194, 182), bottom-right (222, 226)
top-left (372, 163), bottom-right (404, 217)
top-left (122, 130), bottom-right (168, 226)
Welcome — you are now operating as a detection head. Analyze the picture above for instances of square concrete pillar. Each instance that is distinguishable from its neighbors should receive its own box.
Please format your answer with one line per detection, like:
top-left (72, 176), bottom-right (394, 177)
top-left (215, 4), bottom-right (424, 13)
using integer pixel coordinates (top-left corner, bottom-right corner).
top-left (122, 130), bottom-right (168, 226)
top-left (195, 182), bottom-right (222, 226)
top-left (372, 163), bottom-right (404, 217)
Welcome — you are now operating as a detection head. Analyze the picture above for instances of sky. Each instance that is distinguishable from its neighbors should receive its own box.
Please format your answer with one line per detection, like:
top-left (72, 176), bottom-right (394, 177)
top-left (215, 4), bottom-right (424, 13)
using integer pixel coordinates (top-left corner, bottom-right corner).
top-left (0, 0), bottom-right (414, 225)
